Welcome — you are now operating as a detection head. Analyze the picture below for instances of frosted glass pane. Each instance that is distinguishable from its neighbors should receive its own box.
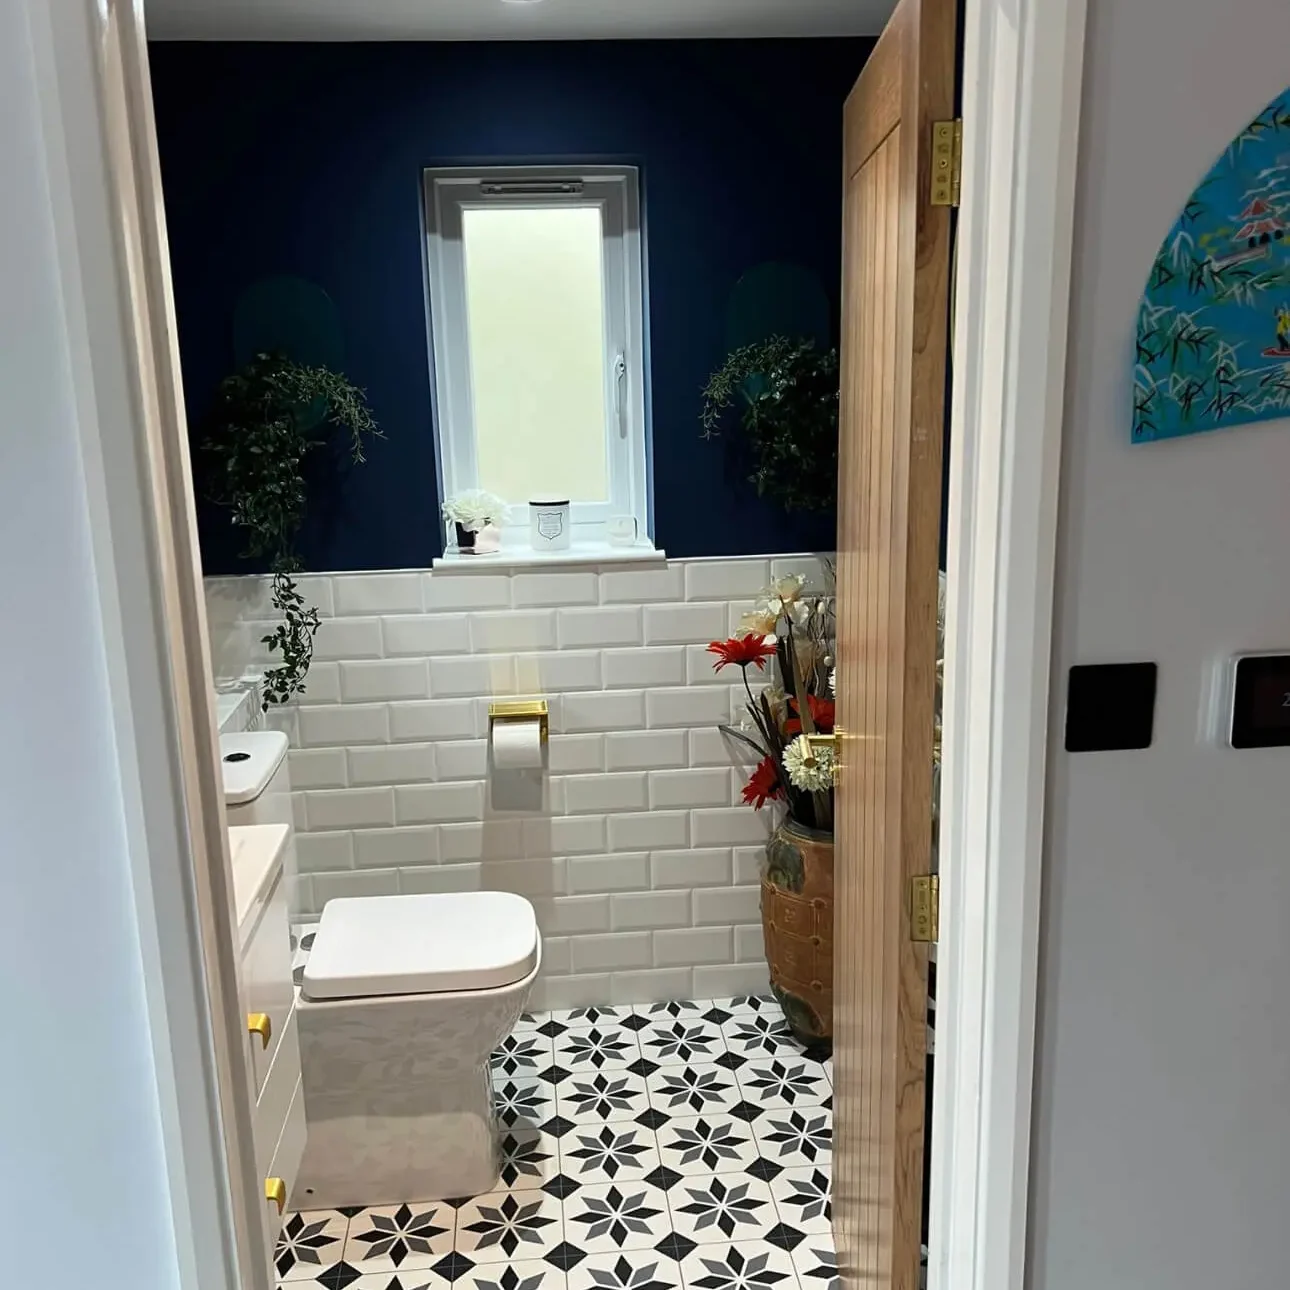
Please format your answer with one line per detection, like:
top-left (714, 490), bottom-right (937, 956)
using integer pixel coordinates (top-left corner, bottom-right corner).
top-left (462, 205), bottom-right (609, 504)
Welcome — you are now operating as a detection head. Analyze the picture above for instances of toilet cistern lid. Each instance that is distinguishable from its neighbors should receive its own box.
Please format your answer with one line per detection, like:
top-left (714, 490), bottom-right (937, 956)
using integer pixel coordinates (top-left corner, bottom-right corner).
top-left (302, 892), bottom-right (539, 1000)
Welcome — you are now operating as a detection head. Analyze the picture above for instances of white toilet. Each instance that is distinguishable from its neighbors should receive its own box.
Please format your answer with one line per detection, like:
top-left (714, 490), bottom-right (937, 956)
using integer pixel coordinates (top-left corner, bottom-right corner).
top-left (292, 890), bottom-right (541, 1208)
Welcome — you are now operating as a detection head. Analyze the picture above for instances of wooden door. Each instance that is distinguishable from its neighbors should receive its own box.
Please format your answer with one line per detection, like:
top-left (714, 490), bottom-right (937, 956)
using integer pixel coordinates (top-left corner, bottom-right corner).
top-left (832, 0), bottom-right (956, 1286)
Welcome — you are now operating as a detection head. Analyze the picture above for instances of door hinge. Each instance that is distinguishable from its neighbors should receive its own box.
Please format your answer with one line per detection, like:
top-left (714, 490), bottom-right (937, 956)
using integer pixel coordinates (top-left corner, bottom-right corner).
top-left (910, 875), bottom-right (940, 942)
top-left (930, 119), bottom-right (962, 207)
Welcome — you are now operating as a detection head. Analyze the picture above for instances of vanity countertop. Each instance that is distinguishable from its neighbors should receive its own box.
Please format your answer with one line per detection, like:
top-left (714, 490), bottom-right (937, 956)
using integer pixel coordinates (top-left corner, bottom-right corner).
top-left (228, 823), bottom-right (289, 946)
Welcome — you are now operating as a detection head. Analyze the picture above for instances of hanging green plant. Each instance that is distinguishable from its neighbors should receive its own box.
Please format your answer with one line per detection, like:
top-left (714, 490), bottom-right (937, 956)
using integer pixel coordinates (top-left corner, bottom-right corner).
top-left (700, 335), bottom-right (839, 514)
top-left (202, 351), bottom-right (382, 707)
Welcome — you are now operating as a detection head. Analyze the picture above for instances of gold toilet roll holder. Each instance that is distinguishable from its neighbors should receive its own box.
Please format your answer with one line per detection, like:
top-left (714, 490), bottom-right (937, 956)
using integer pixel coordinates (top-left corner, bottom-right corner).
top-left (488, 699), bottom-right (549, 743)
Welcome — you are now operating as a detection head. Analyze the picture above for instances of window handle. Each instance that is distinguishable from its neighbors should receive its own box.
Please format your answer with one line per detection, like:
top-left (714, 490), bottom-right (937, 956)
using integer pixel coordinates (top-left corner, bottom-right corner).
top-left (613, 353), bottom-right (628, 438)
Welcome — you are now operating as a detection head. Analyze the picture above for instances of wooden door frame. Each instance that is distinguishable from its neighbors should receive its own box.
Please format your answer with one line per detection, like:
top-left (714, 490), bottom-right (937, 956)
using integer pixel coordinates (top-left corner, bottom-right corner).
top-left (25, 3), bottom-right (268, 1290)
top-left (929, 1), bottom-right (1088, 1289)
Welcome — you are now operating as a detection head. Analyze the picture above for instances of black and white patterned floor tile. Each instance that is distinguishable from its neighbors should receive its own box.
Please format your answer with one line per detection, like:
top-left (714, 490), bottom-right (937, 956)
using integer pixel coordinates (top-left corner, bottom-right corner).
top-left (275, 995), bottom-right (893, 1290)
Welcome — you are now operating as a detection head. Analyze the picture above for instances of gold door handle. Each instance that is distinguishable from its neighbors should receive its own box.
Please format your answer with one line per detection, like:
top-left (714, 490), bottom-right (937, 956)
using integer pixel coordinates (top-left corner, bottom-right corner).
top-left (247, 1012), bottom-right (272, 1049)
top-left (265, 1177), bottom-right (287, 1214)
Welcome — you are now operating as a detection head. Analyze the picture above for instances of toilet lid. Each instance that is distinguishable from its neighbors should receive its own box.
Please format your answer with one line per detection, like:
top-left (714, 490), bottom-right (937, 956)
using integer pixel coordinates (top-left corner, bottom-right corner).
top-left (302, 892), bottom-right (539, 1000)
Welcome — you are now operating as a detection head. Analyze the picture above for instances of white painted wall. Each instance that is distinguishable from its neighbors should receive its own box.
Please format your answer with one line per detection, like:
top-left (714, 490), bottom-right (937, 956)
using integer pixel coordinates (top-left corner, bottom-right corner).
top-left (1030, 2), bottom-right (1290, 1286)
top-left (0, 4), bottom-right (180, 1286)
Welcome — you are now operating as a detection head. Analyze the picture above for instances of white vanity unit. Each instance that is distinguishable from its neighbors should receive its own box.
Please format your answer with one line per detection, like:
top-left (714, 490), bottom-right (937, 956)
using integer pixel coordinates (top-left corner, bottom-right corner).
top-left (229, 823), bottom-right (304, 1269)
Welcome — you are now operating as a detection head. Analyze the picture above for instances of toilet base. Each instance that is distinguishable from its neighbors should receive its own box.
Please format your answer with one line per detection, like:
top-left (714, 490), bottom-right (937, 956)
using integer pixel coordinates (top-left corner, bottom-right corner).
top-left (291, 944), bottom-right (539, 1207)
top-left (293, 1066), bottom-right (499, 1208)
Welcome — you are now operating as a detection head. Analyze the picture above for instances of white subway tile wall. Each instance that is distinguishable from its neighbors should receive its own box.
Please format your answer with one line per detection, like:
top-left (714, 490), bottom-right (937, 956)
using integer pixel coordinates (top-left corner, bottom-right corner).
top-left (204, 554), bottom-right (830, 1007)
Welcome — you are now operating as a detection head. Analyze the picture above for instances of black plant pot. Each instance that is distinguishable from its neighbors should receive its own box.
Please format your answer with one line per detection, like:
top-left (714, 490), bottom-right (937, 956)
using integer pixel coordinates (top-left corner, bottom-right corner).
top-left (454, 522), bottom-right (477, 553)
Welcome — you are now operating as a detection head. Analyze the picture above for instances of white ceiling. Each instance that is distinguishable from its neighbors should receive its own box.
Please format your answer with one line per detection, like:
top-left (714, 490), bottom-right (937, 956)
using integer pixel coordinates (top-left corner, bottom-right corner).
top-left (146, 0), bottom-right (892, 42)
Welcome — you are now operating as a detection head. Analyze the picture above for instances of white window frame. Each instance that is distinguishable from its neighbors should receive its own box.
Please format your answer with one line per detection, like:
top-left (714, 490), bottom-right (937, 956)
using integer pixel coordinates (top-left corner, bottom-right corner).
top-left (424, 165), bottom-right (650, 549)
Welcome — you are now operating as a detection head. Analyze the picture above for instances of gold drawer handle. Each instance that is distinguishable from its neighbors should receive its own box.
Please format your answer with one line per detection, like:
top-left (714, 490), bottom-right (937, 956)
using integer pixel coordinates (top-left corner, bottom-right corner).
top-left (265, 1177), bottom-right (286, 1214)
top-left (247, 1012), bottom-right (272, 1049)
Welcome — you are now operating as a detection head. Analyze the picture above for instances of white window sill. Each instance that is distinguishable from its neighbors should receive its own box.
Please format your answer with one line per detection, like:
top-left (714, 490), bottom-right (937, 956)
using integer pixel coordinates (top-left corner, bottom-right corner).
top-left (432, 541), bottom-right (666, 573)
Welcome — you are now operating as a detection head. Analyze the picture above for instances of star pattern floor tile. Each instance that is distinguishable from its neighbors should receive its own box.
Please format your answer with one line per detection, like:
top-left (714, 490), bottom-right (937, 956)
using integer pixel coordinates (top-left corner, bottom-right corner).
top-left (271, 994), bottom-right (933, 1290)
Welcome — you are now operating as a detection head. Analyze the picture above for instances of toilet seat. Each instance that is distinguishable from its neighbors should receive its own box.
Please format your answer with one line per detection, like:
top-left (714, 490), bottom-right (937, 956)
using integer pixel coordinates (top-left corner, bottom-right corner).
top-left (302, 892), bottom-right (539, 1001)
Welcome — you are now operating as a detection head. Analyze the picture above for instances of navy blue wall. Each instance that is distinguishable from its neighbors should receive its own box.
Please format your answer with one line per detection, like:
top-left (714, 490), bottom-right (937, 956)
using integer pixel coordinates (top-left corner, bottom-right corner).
top-left (149, 39), bottom-right (871, 573)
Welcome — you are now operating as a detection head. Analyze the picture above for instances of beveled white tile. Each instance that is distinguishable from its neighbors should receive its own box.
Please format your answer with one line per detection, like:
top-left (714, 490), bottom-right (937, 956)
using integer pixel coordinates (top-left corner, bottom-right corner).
top-left (513, 572), bottom-right (598, 608)
top-left (605, 730), bottom-right (688, 771)
top-left (430, 654), bottom-right (517, 697)
top-left (312, 616), bottom-right (383, 661)
top-left (390, 698), bottom-right (480, 742)
top-left (646, 686), bottom-right (729, 729)
top-left (564, 772), bottom-right (650, 814)
top-left (298, 703), bottom-right (391, 747)
top-left (642, 603), bottom-right (727, 646)
top-left (599, 566), bottom-right (684, 603)
top-left (333, 573), bottom-right (424, 616)
top-left (683, 559), bottom-right (770, 601)
top-left (341, 1201), bottom-right (455, 1273)
top-left (469, 610), bottom-right (558, 653)
top-left (557, 606), bottom-right (643, 648)
top-left (649, 769), bottom-right (733, 809)
top-left (560, 689), bottom-right (645, 733)
top-left (424, 571), bottom-right (511, 611)
top-left (339, 659), bottom-right (429, 703)
top-left (348, 741), bottom-right (436, 785)
top-left (382, 612), bottom-right (471, 656)
top-left (603, 647), bottom-right (688, 690)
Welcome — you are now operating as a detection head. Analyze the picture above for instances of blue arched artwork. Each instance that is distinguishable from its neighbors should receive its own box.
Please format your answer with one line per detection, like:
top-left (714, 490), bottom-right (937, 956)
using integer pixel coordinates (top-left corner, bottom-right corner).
top-left (1134, 92), bottom-right (1290, 444)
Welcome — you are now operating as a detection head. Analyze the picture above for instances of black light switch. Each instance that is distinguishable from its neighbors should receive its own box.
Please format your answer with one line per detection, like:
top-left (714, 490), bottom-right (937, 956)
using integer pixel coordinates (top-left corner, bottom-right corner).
top-left (1229, 654), bottom-right (1290, 748)
top-left (1064, 662), bottom-right (1157, 753)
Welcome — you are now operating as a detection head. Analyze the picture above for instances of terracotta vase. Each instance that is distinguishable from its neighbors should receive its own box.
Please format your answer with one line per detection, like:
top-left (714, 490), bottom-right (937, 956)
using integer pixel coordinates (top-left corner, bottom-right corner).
top-left (761, 817), bottom-right (834, 1049)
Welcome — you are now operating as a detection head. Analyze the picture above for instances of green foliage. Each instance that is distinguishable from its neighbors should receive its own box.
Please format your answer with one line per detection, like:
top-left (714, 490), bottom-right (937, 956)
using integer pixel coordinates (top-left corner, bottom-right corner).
top-left (700, 336), bottom-right (839, 513)
top-left (203, 352), bottom-right (381, 707)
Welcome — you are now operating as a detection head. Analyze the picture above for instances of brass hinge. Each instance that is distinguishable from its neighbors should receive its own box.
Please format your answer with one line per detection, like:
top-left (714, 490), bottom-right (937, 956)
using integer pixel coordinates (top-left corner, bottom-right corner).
top-left (910, 875), bottom-right (940, 942)
top-left (930, 119), bottom-right (963, 207)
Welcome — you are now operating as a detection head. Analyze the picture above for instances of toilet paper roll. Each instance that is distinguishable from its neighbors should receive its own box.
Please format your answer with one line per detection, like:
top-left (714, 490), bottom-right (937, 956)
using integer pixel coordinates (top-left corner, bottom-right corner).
top-left (492, 719), bottom-right (544, 770)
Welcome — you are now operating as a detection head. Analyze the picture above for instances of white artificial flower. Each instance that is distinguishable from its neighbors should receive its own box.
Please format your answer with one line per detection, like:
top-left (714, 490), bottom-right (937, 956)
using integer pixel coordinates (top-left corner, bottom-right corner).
top-left (739, 608), bottom-right (779, 637)
top-left (790, 600), bottom-right (812, 627)
top-left (443, 489), bottom-right (507, 531)
top-left (767, 596), bottom-right (785, 615)
top-left (783, 734), bottom-right (837, 792)
top-left (773, 573), bottom-right (807, 604)
top-left (829, 666), bottom-right (836, 697)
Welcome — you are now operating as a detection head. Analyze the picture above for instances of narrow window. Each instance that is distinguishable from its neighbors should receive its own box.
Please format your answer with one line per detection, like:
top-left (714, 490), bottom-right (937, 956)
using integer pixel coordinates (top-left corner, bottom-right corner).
top-left (424, 166), bottom-right (649, 550)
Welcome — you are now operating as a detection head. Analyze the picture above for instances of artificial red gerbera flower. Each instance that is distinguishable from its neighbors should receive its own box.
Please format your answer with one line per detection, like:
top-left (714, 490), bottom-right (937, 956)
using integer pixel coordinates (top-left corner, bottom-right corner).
top-left (785, 693), bottom-right (836, 735)
top-left (707, 636), bottom-right (778, 672)
top-left (741, 755), bottom-right (784, 810)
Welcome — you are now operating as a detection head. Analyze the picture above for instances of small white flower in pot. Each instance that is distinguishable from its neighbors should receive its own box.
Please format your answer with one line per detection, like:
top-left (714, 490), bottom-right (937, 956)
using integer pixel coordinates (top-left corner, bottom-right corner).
top-left (442, 490), bottom-right (507, 553)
